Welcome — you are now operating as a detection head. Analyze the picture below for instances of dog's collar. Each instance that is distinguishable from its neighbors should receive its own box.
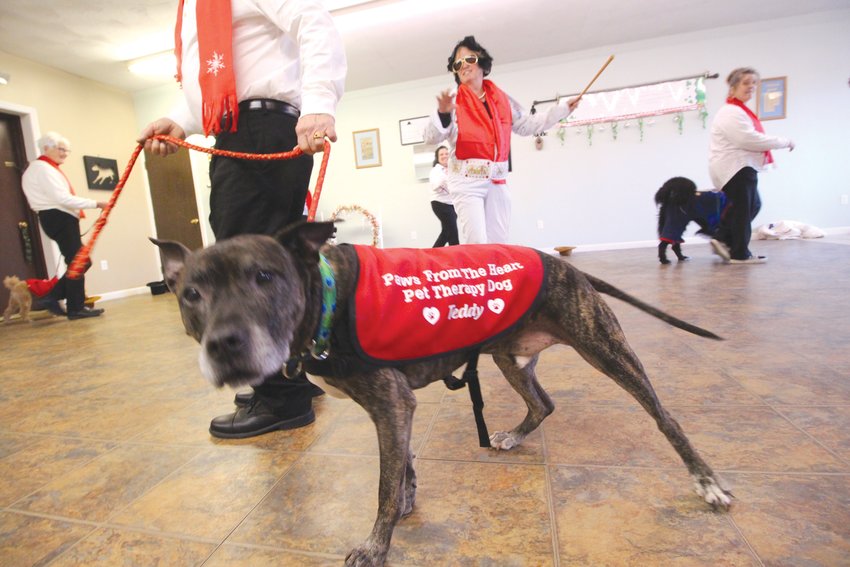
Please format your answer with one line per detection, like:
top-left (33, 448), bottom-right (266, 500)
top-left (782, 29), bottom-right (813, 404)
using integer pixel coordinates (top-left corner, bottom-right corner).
top-left (283, 252), bottom-right (336, 378)
top-left (312, 253), bottom-right (336, 358)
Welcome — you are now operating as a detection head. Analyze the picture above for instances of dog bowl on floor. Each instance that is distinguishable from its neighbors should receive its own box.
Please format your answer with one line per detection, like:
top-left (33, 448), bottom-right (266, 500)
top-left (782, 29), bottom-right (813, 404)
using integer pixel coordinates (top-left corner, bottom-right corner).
top-left (147, 280), bottom-right (168, 295)
top-left (554, 246), bottom-right (576, 256)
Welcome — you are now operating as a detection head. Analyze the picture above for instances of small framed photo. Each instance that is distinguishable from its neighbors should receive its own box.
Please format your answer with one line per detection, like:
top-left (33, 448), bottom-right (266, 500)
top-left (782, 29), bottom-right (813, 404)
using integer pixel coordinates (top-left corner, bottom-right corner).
top-left (353, 128), bottom-right (382, 169)
top-left (757, 77), bottom-right (786, 121)
top-left (83, 155), bottom-right (119, 190)
top-left (398, 116), bottom-right (429, 146)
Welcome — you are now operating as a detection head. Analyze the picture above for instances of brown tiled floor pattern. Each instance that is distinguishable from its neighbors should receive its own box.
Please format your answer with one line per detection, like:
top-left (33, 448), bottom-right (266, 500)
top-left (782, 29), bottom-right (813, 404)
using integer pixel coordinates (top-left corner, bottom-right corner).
top-left (1, 237), bottom-right (849, 566)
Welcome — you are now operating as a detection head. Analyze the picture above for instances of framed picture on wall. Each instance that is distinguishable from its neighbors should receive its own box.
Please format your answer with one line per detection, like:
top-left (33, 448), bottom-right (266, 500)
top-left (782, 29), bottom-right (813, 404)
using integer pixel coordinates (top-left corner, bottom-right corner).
top-left (353, 128), bottom-right (382, 169)
top-left (82, 155), bottom-right (119, 190)
top-left (398, 116), bottom-right (429, 145)
top-left (757, 76), bottom-right (786, 121)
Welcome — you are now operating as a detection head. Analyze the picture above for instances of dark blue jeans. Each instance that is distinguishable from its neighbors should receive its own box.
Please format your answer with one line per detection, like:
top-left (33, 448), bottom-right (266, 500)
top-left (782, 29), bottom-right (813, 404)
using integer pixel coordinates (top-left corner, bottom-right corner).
top-left (431, 201), bottom-right (459, 247)
top-left (715, 167), bottom-right (761, 260)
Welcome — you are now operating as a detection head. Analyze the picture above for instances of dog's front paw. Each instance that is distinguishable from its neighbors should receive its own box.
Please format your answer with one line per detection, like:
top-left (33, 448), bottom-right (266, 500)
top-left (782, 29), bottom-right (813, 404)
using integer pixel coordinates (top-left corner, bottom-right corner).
top-left (489, 430), bottom-right (521, 450)
top-left (693, 475), bottom-right (734, 511)
top-left (345, 544), bottom-right (387, 567)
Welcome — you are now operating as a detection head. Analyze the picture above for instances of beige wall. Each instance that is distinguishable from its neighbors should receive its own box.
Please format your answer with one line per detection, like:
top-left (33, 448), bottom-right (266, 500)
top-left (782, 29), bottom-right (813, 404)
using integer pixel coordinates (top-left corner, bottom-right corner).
top-left (0, 50), bottom-right (161, 296)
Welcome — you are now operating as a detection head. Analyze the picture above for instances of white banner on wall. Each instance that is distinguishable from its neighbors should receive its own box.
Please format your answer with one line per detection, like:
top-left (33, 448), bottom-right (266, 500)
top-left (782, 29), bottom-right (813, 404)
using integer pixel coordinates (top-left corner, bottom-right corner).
top-left (562, 76), bottom-right (706, 127)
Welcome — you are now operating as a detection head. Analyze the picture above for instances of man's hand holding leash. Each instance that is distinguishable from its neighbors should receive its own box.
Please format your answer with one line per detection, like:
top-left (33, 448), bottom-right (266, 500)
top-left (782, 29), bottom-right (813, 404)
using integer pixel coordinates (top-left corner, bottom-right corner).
top-left (296, 112), bottom-right (337, 154)
top-left (138, 118), bottom-right (186, 157)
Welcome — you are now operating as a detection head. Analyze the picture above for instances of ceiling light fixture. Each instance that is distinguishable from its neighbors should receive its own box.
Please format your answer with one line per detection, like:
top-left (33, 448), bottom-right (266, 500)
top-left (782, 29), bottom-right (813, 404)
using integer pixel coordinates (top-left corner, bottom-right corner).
top-left (0, 72), bottom-right (10, 85)
top-left (127, 51), bottom-right (176, 78)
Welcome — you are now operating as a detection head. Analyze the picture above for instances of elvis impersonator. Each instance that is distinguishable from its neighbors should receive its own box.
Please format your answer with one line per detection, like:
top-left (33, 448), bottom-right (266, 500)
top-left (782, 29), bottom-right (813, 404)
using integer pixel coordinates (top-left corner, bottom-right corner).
top-left (425, 35), bottom-right (580, 245)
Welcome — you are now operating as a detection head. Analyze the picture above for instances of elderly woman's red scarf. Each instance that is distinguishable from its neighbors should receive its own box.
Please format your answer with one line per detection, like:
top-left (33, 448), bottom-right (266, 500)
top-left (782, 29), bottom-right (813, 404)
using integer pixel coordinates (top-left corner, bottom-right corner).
top-left (455, 80), bottom-right (512, 174)
top-left (174, 0), bottom-right (239, 135)
top-left (37, 156), bottom-right (84, 219)
top-left (726, 96), bottom-right (773, 165)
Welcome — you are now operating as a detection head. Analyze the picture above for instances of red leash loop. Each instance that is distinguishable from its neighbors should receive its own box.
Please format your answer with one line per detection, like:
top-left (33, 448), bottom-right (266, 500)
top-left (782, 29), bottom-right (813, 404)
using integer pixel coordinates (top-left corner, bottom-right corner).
top-left (66, 134), bottom-right (330, 279)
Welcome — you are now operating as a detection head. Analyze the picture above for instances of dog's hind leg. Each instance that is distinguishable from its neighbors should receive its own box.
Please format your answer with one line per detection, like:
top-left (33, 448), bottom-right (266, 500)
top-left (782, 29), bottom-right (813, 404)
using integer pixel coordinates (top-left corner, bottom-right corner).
top-left (344, 368), bottom-right (417, 567)
top-left (489, 354), bottom-right (555, 450)
top-left (671, 243), bottom-right (689, 262)
top-left (401, 449), bottom-right (417, 517)
top-left (565, 303), bottom-right (732, 509)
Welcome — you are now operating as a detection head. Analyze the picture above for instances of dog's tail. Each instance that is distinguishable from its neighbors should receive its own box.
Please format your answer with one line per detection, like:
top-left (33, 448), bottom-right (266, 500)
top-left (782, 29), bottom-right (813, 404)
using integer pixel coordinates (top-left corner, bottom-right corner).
top-left (584, 273), bottom-right (722, 340)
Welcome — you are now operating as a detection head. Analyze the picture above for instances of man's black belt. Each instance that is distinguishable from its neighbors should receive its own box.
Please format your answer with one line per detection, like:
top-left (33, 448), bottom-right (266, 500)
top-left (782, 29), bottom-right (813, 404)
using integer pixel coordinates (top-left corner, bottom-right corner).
top-left (240, 98), bottom-right (300, 118)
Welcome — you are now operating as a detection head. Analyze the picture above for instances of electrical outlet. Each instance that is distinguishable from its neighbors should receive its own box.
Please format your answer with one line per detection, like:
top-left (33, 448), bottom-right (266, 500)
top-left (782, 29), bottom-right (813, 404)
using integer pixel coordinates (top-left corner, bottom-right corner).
top-left (410, 231), bottom-right (417, 240)
top-left (536, 220), bottom-right (545, 230)
top-left (841, 194), bottom-right (849, 205)
top-left (100, 260), bottom-right (109, 270)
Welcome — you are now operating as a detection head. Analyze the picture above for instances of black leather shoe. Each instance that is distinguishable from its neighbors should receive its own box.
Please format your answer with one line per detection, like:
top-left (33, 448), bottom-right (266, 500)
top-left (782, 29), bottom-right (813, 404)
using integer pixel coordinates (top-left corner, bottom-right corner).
top-left (67, 307), bottom-right (104, 320)
top-left (234, 383), bottom-right (325, 407)
top-left (307, 382), bottom-right (325, 398)
top-left (209, 399), bottom-right (315, 439)
top-left (33, 296), bottom-right (66, 316)
top-left (234, 391), bottom-right (254, 407)
top-left (46, 301), bottom-right (67, 316)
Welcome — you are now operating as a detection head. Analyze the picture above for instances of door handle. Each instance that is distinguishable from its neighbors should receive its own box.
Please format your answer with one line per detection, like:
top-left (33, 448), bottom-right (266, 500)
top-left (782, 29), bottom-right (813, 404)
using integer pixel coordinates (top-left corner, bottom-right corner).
top-left (190, 218), bottom-right (200, 225)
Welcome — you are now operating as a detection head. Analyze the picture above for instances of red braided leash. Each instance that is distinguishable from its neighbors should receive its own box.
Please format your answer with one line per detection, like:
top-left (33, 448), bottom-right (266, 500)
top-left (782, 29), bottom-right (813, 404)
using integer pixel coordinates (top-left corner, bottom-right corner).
top-left (67, 134), bottom-right (331, 279)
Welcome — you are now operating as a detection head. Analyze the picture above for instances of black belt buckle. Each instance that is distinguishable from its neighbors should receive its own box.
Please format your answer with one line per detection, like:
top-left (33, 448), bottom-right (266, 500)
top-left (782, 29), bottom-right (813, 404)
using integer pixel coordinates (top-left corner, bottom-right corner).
top-left (243, 98), bottom-right (299, 118)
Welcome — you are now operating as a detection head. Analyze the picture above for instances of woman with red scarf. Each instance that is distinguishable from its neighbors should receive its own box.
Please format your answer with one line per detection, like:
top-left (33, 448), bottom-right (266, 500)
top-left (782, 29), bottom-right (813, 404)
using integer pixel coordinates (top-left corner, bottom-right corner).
top-left (425, 36), bottom-right (579, 245)
top-left (708, 67), bottom-right (795, 264)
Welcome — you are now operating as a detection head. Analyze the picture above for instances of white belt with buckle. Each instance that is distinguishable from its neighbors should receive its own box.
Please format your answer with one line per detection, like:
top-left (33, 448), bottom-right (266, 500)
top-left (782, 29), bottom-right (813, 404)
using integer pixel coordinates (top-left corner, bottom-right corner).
top-left (449, 158), bottom-right (508, 181)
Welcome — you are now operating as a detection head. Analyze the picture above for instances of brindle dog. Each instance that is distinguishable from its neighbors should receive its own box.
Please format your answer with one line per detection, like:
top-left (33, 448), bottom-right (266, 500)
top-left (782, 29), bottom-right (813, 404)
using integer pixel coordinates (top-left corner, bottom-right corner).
top-left (153, 221), bottom-right (732, 567)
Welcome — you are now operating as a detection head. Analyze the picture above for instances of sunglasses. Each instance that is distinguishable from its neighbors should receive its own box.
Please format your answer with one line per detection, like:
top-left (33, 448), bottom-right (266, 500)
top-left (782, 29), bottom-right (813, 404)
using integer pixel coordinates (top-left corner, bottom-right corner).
top-left (452, 54), bottom-right (479, 72)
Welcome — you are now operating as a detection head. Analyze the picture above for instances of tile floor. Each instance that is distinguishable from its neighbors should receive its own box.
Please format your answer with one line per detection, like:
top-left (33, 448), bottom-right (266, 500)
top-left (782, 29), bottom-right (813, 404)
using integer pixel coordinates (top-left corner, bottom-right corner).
top-left (1, 236), bottom-right (849, 566)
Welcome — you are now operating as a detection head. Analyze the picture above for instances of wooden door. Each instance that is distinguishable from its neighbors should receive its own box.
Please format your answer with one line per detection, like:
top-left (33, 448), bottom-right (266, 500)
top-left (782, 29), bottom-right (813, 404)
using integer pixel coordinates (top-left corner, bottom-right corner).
top-left (0, 113), bottom-right (47, 308)
top-left (144, 147), bottom-right (204, 251)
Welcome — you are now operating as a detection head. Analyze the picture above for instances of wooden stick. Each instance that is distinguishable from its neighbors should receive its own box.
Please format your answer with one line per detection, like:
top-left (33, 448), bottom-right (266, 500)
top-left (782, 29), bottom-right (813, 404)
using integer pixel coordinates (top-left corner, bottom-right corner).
top-left (576, 55), bottom-right (615, 100)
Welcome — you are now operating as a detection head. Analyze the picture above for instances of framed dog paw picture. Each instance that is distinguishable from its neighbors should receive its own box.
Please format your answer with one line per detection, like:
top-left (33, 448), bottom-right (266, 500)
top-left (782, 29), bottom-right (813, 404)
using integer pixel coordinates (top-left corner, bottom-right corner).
top-left (83, 156), bottom-right (119, 190)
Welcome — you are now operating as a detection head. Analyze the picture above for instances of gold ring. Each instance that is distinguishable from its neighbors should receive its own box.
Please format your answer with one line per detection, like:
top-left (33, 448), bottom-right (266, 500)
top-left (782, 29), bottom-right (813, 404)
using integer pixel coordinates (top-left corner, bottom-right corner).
top-left (313, 132), bottom-right (325, 139)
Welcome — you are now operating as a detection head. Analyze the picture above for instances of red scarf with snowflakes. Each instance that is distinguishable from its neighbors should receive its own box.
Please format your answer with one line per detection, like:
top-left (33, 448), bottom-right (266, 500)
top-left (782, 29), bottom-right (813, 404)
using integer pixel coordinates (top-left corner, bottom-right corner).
top-left (726, 96), bottom-right (773, 166)
top-left (455, 80), bottom-right (512, 183)
top-left (349, 244), bottom-right (545, 363)
top-left (175, 0), bottom-right (239, 135)
top-left (37, 156), bottom-right (84, 219)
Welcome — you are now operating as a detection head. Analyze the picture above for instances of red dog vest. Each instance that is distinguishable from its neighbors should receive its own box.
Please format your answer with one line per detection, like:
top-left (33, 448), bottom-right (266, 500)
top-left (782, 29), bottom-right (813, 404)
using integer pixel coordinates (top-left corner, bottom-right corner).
top-left (349, 244), bottom-right (545, 363)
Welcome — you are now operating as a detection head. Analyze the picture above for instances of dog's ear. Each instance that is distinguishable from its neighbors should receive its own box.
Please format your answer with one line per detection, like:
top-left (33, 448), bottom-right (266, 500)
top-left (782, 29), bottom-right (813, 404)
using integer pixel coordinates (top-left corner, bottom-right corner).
top-left (149, 237), bottom-right (191, 293)
top-left (274, 220), bottom-right (336, 262)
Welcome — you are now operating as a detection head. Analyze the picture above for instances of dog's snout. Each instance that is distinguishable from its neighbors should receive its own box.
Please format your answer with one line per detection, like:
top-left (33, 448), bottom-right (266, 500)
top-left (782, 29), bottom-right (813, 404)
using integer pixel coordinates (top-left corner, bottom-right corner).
top-left (206, 328), bottom-right (249, 360)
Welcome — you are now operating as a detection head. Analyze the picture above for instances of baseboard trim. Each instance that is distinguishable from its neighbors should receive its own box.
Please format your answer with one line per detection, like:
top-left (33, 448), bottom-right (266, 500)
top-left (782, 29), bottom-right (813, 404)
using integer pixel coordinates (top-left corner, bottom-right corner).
top-left (95, 286), bottom-right (152, 303)
top-left (547, 225), bottom-right (850, 255)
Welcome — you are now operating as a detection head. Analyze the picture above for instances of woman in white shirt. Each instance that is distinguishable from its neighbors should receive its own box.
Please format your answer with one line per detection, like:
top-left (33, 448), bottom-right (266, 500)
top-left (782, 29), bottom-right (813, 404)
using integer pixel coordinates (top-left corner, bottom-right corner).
top-left (708, 67), bottom-right (794, 264)
top-left (428, 146), bottom-right (459, 246)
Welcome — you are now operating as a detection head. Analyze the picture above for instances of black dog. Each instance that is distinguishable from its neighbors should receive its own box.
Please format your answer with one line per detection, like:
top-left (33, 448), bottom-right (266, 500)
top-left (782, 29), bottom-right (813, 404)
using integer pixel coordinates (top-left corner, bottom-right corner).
top-left (655, 177), bottom-right (726, 264)
top-left (154, 221), bottom-right (732, 566)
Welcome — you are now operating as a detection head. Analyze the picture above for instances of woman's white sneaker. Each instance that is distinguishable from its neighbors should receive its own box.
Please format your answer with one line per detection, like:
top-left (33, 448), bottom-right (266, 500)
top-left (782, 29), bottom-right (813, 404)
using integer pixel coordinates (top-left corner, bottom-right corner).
top-left (730, 255), bottom-right (767, 264)
top-left (710, 239), bottom-right (731, 262)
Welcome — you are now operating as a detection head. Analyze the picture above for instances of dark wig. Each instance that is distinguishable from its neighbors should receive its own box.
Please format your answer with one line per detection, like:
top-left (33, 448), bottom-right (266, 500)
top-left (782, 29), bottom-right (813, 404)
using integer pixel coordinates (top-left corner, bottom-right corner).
top-left (447, 35), bottom-right (493, 85)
